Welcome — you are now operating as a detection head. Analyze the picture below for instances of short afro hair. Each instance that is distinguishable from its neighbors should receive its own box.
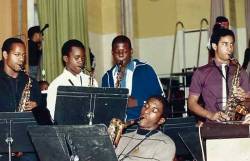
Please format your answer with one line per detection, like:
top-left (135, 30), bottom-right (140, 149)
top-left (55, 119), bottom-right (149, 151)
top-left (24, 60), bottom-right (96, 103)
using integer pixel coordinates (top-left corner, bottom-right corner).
top-left (28, 26), bottom-right (41, 39)
top-left (61, 39), bottom-right (85, 66)
top-left (2, 37), bottom-right (25, 53)
top-left (112, 35), bottom-right (132, 50)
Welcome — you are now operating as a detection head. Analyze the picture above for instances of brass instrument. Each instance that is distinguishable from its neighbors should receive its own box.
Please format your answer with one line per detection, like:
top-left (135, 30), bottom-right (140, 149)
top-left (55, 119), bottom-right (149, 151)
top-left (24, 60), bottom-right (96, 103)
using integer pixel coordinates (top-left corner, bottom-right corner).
top-left (82, 68), bottom-right (95, 87)
top-left (108, 118), bottom-right (141, 147)
top-left (89, 70), bottom-right (94, 87)
top-left (115, 61), bottom-right (125, 88)
top-left (17, 77), bottom-right (32, 112)
top-left (224, 56), bottom-right (248, 121)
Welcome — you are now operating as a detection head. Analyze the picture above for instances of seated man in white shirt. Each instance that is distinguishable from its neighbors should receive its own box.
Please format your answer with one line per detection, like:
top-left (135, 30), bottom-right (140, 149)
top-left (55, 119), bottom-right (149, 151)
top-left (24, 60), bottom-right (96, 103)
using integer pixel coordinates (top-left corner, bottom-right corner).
top-left (47, 39), bottom-right (98, 120)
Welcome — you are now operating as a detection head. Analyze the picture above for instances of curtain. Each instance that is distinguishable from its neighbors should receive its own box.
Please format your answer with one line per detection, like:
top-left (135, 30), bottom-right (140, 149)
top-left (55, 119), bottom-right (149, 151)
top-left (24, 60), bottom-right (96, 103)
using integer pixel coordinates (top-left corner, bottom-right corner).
top-left (36, 0), bottom-right (89, 82)
top-left (208, 0), bottom-right (224, 61)
top-left (120, 0), bottom-right (133, 37)
top-left (209, 0), bottom-right (225, 35)
top-left (246, 0), bottom-right (250, 47)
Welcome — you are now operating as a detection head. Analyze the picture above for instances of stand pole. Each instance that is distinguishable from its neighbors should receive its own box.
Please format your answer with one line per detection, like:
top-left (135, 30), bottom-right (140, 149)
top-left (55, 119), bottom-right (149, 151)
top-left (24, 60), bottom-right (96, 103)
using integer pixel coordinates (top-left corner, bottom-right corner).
top-left (87, 112), bottom-right (94, 125)
top-left (5, 120), bottom-right (13, 161)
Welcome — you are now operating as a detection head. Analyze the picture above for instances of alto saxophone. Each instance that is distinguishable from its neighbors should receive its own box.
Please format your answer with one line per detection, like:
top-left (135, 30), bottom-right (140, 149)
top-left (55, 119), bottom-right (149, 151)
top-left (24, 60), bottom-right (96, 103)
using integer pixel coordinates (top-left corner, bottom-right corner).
top-left (108, 117), bottom-right (141, 147)
top-left (224, 57), bottom-right (248, 121)
top-left (17, 77), bottom-right (32, 112)
top-left (82, 67), bottom-right (95, 87)
top-left (115, 61), bottom-right (125, 88)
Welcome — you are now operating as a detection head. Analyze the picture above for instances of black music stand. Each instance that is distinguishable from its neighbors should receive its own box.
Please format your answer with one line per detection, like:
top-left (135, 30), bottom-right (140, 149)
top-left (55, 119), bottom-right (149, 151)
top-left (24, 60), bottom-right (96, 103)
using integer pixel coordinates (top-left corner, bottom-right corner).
top-left (0, 112), bottom-right (37, 161)
top-left (178, 128), bottom-right (203, 161)
top-left (28, 124), bottom-right (118, 161)
top-left (163, 116), bottom-right (197, 159)
top-left (54, 86), bottom-right (128, 126)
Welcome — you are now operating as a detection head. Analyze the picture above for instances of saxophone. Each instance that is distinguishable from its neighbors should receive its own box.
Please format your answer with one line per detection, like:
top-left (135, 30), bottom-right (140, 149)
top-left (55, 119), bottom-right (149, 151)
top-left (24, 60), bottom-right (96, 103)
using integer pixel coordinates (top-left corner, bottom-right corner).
top-left (17, 77), bottom-right (32, 112)
top-left (82, 68), bottom-right (95, 87)
top-left (224, 57), bottom-right (248, 121)
top-left (108, 118), bottom-right (141, 147)
top-left (115, 61), bottom-right (125, 88)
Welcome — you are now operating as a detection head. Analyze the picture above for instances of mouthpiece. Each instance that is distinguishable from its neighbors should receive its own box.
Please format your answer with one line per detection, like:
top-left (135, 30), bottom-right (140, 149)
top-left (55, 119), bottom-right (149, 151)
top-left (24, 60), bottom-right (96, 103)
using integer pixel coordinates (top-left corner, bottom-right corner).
top-left (125, 117), bottom-right (144, 127)
top-left (135, 116), bottom-right (144, 122)
top-left (20, 65), bottom-right (25, 72)
top-left (229, 54), bottom-right (240, 65)
top-left (229, 54), bottom-right (234, 59)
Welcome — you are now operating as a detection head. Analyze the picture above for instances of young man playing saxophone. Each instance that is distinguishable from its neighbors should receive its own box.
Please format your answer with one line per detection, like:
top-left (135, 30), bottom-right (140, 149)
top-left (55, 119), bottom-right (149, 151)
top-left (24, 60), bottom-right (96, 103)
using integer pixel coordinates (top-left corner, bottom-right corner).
top-left (188, 28), bottom-right (250, 123)
top-left (115, 95), bottom-right (176, 161)
top-left (102, 35), bottom-right (165, 120)
top-left (0, 38), bottom-right (52, 161)
top-left (47, 39), bottom-right (98, 120)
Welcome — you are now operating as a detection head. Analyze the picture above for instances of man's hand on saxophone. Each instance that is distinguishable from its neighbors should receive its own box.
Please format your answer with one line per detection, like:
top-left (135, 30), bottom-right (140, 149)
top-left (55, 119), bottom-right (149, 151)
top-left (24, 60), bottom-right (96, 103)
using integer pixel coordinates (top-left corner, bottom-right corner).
top-left (208, 111), bottom-right (230, 122)
top-left (127, 96), bottom-right (137, 108)
top-left (24, 101), bottom-right (38, 111)
top-left (242, 92), bottom-right (250, 124)
top-left (243, 113), bottom-right (250, 124)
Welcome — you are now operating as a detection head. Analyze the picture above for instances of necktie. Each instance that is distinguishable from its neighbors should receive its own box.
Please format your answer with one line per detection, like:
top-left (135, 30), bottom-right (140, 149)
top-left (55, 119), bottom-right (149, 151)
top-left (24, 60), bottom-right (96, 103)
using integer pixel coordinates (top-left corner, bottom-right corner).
top-left (221, 64), bottom-right (227, 109)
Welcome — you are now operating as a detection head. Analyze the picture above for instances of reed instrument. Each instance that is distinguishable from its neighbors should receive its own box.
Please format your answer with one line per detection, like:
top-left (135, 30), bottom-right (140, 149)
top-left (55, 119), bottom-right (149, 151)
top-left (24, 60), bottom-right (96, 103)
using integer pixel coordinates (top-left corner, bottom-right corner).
top-left (82, 67), bottom-right (95, 87)
top-left (224, 56), bottom-right (248, 121)
top-left (108, 117), bottom-right (141, 147)
top-left (17, 67), bottom-right (32, 112)
top-left (115, 61), bottom-right (125, 88)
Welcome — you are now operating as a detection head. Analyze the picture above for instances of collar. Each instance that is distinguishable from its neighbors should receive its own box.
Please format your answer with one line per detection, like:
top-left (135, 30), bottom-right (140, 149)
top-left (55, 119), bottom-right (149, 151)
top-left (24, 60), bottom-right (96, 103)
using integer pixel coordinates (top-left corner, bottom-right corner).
top-left (114, 60), bottom-right (135, 73)
top-left (126, 60), bottom-right (135, 71)
top-left (212, 59), bottom-right (229, 67)
top-left (2, 70), bottom-right (25, 80)
top-left (63, 68), bottom-right (81, 78)
top-left (136, 127), bottom-right (159, 137)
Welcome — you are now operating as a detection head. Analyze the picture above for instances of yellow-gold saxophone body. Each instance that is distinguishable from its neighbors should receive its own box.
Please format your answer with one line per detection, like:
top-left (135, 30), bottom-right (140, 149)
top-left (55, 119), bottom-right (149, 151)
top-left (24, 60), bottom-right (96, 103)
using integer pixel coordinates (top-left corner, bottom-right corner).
top-left (224, 58), bottom-right (248, 121)
top-left (17, 77), bottom-right (32, 112)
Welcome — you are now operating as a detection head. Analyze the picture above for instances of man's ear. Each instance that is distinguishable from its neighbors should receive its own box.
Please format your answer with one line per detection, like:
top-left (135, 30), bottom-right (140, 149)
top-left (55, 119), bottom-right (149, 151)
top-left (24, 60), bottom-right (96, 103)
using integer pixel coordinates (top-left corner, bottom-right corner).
top-left (212, 43), bottom-right (217, 51)
top-left (2, 51), bottom-right (8, 60)
top-left (63, 55), bottom-right (68, 63)
top-left (158, 117), bottom-right (165, 125)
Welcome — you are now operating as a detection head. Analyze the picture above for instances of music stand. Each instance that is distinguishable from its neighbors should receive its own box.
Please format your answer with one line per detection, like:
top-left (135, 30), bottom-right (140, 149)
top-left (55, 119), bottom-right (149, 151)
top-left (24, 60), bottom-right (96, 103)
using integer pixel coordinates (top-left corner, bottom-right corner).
top-left (0, 112), bottom-right (37, 161)
top-left (54, 86), bottom-right (128, 126)
top-left (178, 128), bottom-right (203, 161)
top-left (163, 116), bottom-right (196, 159)
top-left (28, 124), bottom-right (118, 161)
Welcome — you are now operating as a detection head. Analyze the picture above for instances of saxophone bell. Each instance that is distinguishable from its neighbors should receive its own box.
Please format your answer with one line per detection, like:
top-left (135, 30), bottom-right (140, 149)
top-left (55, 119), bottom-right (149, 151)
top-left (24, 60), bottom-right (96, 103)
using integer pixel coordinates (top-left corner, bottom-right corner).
top-left (108, 117), bottom-right (142, 147)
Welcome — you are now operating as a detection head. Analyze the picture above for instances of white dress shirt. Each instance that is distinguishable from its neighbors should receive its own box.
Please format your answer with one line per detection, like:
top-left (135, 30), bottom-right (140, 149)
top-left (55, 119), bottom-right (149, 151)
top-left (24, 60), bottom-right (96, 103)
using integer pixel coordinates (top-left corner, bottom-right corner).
top-left (47, 68), bottom-right (98, 119)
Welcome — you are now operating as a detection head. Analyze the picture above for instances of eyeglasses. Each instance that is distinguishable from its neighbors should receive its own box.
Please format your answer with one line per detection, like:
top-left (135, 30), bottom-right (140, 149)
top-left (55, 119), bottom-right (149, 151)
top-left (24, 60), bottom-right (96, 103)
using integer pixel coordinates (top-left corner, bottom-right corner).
top-left (10, 52), bottom-right (25, 58)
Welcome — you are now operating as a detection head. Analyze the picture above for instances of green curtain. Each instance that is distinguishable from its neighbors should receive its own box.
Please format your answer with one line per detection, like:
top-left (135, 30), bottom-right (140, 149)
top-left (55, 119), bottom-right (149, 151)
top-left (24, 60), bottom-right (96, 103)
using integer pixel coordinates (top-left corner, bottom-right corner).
top-left (37, 0), bottom-right (90, 82)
